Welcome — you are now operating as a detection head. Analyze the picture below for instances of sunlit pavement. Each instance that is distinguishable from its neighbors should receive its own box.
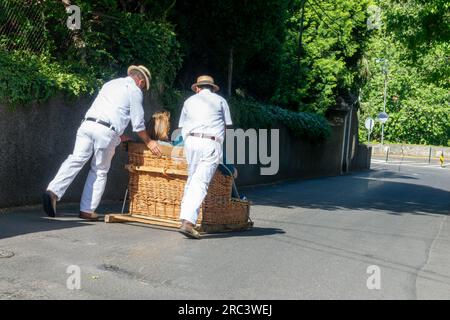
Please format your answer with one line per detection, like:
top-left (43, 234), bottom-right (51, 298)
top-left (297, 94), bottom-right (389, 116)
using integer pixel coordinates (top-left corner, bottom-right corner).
top-left (1, 163), bottom-right (450, 299)
top-left (372, 154), bottom-right (448, 169)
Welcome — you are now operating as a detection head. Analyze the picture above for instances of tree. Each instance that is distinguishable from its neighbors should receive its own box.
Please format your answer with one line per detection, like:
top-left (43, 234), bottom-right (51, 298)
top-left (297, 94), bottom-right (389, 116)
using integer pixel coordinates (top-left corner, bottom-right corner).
top-left (271, 0), bottom-right (371, 114)
top-left (170, 0), bottom-right (288, 99)
top-left (358, 0), bottom-right (450, 146)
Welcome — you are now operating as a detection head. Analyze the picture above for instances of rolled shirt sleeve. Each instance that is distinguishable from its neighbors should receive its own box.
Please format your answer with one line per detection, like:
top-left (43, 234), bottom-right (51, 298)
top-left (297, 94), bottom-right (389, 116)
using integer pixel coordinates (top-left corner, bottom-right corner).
top-left (222, 99), bottom-right (233, 125)
top-left (178, 103), bottom-right (187, 128)
top-left (129, 88), bottom-right (146, 132)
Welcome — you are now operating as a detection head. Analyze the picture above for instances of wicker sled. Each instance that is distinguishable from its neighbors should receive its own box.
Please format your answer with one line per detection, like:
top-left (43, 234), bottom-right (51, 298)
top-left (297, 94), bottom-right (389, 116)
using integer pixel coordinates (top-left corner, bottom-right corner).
top-left (105, 142), bottom-right (253, 233)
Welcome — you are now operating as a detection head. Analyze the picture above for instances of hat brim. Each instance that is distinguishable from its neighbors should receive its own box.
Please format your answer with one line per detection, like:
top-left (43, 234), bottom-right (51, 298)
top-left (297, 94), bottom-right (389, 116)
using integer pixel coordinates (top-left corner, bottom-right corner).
top-left (128, 66), bottom-right (150, 91)
top-left (191, 82), bottom-right (220, 93)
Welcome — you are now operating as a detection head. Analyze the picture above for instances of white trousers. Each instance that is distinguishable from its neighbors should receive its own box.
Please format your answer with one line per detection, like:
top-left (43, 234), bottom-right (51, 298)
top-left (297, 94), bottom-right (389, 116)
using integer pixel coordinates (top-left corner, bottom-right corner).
top-left (179, 136), bottom-right (221, 224)
top-left (47, 121), bottom-right (120, 213)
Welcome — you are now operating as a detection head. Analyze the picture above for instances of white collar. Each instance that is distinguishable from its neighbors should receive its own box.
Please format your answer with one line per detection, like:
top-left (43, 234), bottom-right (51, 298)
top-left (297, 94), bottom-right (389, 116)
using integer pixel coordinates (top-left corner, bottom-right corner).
top-left (199, 88), bottom-right (212, 94)
top-left (126, 76), bottom-right (140, 90)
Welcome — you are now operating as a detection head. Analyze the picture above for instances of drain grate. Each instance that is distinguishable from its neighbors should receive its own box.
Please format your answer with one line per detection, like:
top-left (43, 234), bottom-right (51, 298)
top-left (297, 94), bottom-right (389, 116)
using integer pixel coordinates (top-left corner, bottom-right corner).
top-left (0, 249), bottom-right (15, 258)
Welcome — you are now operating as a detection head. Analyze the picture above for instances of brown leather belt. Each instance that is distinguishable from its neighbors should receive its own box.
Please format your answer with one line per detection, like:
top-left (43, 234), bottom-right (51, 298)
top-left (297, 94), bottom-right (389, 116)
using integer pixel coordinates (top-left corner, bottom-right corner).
top-left (189, 133), bottom-right (216, 141)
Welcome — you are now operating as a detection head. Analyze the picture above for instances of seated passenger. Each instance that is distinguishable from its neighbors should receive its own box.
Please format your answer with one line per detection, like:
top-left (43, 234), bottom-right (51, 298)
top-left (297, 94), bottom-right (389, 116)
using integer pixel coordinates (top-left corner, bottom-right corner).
top-left (121, 111), bottom-right (171, 149)
top-left (146, 111), bottom-right (172, 146)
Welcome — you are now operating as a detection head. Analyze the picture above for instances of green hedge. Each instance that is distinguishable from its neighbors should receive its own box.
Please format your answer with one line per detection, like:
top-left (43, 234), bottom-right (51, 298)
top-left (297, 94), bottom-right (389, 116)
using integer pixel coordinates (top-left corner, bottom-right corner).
top-left (229, 97), bottom-right (330, 141)
top-left (162, 91), bottom-right (330, 141)
top-left (0, 3), bottom-right (182, 107)
top-left (77, 12), bottom-right (182, 92)
top-left (0, 50), bottom-right (98, 107)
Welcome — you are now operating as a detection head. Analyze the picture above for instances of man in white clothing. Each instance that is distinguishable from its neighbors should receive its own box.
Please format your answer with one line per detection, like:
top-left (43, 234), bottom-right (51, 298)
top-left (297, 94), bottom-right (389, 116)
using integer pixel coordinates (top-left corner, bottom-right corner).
top-left (43, 65), bottom-right (161, 220)
top-left (178, 75), bottom-right (233, 239)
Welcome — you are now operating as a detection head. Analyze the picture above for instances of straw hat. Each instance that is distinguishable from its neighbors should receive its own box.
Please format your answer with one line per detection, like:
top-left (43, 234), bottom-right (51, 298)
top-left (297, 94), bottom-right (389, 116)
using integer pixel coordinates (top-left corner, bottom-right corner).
top-left (191, 75), bottom-right (219, 92)
top-left (128, 65), bottom-right (151, 91)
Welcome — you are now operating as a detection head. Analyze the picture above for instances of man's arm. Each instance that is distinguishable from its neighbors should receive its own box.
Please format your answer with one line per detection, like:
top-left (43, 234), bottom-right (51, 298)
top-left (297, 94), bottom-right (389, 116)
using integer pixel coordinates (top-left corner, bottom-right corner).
top-left (223, 99), bottom-right (233, 138)
top-left (137, 130), bottom-right (161, 156)
top-left (178, 103), bottom-right (187, 128)
top-left (222, 99), bottom-right (233, 126)
top-left (129, 88), bottom-right (161, 156)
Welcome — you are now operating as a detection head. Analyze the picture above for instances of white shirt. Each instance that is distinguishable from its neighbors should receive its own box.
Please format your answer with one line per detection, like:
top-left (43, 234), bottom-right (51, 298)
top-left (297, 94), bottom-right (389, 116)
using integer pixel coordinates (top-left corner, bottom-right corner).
top-left (178, 89), bottom-right (232, 142)
top-left (85, 76), bottom-right (145, 135)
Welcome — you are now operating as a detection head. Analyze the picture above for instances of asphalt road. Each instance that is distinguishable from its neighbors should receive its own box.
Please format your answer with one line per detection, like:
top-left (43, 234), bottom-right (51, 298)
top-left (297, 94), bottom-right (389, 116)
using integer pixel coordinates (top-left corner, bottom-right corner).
top-left (1, 162), bottom-right (449, 299)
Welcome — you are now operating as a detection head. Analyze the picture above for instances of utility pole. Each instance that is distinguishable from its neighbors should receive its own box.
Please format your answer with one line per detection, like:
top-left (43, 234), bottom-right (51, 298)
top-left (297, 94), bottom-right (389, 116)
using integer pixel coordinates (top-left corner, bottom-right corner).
top-left (376, 58), bottom-right (388, 145)
top-left (297, 0), bottom-right (307, 86)
top-left (381, 60), bottom-right (388, 145)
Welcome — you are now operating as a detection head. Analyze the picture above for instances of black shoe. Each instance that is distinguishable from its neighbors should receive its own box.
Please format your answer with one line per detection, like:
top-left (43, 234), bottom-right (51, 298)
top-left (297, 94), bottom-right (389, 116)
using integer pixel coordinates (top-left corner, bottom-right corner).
top-left (42, 191), bottom-right (56, 218)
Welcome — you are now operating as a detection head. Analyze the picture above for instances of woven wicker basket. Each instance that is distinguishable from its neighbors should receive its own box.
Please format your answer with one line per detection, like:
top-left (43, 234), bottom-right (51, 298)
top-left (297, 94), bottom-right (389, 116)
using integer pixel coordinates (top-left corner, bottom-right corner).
top-left (126, 142), bottom-right (250, 227)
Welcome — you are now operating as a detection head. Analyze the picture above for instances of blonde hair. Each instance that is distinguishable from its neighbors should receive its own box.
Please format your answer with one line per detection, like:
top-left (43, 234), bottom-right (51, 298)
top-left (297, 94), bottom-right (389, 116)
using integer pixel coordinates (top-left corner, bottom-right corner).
top-left (147, 111), bottom-right (170, 141)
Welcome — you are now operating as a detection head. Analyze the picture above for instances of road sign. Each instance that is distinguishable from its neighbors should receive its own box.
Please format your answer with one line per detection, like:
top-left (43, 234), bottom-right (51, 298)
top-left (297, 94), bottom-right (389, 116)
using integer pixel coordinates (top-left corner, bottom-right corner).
top-left (365, 117), bottom-right (375, 144)
top-left (377, 112), bottom-right (389, 124)
top-left (365, 117), bottom-right (375, 131)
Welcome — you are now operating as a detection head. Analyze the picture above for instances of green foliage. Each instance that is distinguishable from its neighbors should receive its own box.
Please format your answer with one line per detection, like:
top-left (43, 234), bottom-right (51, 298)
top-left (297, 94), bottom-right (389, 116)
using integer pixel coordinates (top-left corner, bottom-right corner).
top-left (0, 0), bottom-right (182, 106)
top-left (383, 0), bottom-right (450, 51)
top-left (0, 50), bottom-right (97, 107)
top-left (359, 0), bottom-right (450, 146)
top-left (272, 0), bottom-right (371, 114)
top-left (74, 8), bottom-right (182, 93)
top-left (171, 0), bottom-right (288, 99)
top-left (0, 0), bottom-right (49, 52)
top-left (385, 94), bottom-right (450, 146)
top-left (2, 0), bottom-right (447, 148)
top-left (160, 91), bottom-right (331, 141)
top-left (360, 73), bottom-right (450, 145)
top-left (229, 97), bottom-right (331, 141)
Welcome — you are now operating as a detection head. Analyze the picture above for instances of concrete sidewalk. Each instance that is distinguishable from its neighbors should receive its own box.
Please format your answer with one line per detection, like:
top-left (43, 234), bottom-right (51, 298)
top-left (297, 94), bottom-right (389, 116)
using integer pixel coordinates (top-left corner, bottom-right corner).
top-left (1, 165), bottom-right (450, 299)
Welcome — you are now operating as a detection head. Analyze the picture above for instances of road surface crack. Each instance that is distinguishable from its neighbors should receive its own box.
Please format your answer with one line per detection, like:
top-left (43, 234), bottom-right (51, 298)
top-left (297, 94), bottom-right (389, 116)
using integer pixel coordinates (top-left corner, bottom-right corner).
top-left (414, 215), bottom-right (447, 299)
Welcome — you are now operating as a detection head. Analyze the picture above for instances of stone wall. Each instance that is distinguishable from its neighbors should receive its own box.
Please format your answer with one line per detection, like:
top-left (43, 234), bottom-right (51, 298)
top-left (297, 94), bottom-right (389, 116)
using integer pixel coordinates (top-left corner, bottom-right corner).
top-left (371, 144), bottom-right (449, 159)
top-left (0, 96), bottom-right (370, 208)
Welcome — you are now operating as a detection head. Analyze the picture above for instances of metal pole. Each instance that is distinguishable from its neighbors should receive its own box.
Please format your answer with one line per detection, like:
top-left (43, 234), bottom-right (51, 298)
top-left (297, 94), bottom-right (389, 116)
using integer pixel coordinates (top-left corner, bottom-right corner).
top-left (398, 145), bottom-right (404, 171)
top-left (344, 106), bottom-right (353, 173)
top-left (121, 188), bottom-right (128, 214)
top-left (340, 113), bottom-right (348, 174)
top-left (381, 60), bottom-right (388, 145)
top-left (383, 63), bottom-right (387, 113)
top-left (428, 147), bottom-right (432, 164)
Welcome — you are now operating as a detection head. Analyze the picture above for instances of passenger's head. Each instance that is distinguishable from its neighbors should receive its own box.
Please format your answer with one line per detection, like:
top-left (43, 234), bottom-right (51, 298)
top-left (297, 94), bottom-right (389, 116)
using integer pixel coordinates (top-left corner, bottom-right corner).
top-left (146, 111), bottom-right (170, 141)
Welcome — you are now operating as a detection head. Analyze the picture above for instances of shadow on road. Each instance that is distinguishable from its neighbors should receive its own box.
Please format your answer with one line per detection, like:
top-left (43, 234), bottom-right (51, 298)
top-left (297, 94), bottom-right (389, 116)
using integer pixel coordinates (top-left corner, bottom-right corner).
top-left (1, 168), bottom-right (448, 241)
top-left (201, 227), bottom-right (286, 239)
top-left (245, 170), bottom-right (450, 216)
top-left (0, 202), bottom-right (130, 240)
top-left (0, 211), bottom-right (92, 240)
top-left (0, 205), bottom-right (286, 240)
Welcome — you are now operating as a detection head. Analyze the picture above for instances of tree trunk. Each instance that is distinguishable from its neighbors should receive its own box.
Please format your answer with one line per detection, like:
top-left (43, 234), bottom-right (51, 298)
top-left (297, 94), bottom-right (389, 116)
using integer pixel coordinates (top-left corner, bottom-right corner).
top-left (163, 0), bottom-right (177, 20)
top-left (227, 47), bottom-right (234, 97)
